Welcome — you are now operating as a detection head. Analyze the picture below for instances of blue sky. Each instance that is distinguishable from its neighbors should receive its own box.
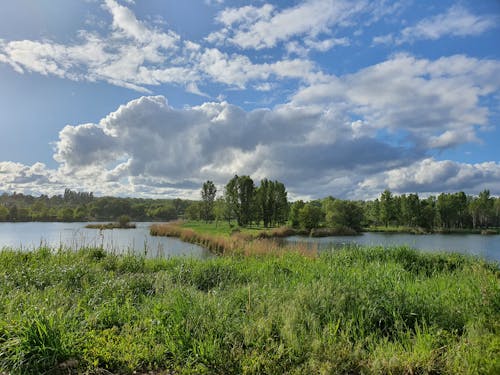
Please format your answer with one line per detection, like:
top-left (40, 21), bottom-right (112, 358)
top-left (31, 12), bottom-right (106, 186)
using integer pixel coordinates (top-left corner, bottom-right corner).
top-left (0, 0), bottom-right (499, 200)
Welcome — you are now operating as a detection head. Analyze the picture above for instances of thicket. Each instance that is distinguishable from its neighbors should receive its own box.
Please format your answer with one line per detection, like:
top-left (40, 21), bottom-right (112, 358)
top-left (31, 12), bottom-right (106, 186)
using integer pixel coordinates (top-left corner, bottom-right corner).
top-left (0, 246), bottom-right (498, 374)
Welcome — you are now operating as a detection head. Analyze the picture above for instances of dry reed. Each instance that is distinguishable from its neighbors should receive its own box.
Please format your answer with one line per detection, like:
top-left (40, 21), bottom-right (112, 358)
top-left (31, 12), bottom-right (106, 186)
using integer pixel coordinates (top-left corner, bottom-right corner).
top-left (150, 223), bottom-right (317, 257)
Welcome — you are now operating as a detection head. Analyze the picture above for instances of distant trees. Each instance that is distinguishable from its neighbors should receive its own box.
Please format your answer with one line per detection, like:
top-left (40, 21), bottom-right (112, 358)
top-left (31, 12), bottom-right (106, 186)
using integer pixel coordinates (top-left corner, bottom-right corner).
top-left (1, 185), bottom-right (499, 232)
top-left (0, 205), bottom-right (8, 221)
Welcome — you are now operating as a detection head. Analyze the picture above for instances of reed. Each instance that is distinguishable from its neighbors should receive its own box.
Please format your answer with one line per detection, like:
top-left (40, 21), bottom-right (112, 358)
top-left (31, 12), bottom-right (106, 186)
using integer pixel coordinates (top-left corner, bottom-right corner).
top-left (150, 222), bottom-right (316, 257)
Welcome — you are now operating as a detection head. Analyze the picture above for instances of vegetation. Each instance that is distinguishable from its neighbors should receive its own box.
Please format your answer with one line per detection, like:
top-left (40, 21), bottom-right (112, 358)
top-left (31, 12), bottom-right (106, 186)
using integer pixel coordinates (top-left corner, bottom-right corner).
top-left (1, 183), bottom-right (500, 236)
top-left (0, 246), bottom-right (498, 374)
top-left (150, 222), bottom-right (304, 256)
top-left (85, 215), bottom-right (136, 230)
top-left (0, 189), bottom-right (192, 222)
top-left (201, 180), bottom-right (217, 223)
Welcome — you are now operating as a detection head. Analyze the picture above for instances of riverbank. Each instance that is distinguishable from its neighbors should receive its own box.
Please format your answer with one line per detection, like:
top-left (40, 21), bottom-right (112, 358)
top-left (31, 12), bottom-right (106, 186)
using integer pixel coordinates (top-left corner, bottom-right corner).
top-left (85, 223), bottom-right (137, 230)
top-left (1, 246), bottom-right (498, 374)
top-left (364, 226), bottom-right (500, 235)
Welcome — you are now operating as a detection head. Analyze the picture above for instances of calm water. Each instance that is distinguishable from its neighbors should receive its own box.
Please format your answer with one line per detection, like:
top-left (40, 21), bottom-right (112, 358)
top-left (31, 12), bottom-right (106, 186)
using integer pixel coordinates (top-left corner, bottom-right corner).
top-left (0, 222), bottom-right (212, 259)
top-left (286, 232), bottom-right (500, 262)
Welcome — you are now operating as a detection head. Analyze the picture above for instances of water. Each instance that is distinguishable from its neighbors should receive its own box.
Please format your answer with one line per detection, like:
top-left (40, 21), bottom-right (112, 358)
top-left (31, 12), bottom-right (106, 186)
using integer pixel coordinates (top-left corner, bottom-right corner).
top-left (285, 232), bottom-right (500, 262)
top-left (0, 222), bottom-right (212, 259)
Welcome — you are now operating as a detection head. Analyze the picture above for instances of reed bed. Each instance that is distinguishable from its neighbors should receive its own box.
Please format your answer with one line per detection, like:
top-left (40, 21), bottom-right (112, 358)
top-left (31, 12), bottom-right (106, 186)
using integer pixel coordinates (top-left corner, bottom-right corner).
top-left (150, 222), bottom-right (316, 257)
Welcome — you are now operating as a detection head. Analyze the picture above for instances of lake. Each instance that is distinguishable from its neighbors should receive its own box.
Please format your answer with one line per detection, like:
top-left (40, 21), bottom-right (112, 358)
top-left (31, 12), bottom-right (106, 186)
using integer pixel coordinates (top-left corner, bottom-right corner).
top-left (0, 222), bottom-right (212, 259)
top-left (285, 232), bottom-right (500, 262)
top-left (1, 223), bottom-right (499, 262)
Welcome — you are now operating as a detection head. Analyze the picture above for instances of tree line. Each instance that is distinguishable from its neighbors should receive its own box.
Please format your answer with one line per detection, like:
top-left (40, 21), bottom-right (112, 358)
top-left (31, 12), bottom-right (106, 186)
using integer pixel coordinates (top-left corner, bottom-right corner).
top-left (1, 185), bottom-right (499, 232)
top-left (0, 189), bottom-right (192, 222)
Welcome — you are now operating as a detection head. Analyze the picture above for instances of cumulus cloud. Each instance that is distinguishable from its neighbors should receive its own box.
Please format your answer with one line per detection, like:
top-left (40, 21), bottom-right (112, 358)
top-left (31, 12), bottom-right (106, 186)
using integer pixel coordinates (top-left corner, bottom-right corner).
top-left (292, 54), bottom-right (500, 150)
top-left (358, 158), bottom-right (500, 198)
top-left (46, 95), bottom-right (421, 199)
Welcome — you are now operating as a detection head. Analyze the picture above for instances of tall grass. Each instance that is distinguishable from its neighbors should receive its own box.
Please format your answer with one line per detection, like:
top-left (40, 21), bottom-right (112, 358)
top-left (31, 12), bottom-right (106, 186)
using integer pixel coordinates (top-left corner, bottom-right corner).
top-left (150, 222), bottom-right (315, 257)
top-left (0, 246), bottom-right (498, 374)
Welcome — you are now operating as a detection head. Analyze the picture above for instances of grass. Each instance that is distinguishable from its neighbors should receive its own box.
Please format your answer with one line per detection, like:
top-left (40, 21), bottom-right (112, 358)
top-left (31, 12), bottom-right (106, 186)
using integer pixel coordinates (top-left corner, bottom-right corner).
top-left (151, 222), bottom-right (303, 256)
top-left (0, 246), bottom-right (499, 374)
top-left (179, 220), bottom-right (299, 238)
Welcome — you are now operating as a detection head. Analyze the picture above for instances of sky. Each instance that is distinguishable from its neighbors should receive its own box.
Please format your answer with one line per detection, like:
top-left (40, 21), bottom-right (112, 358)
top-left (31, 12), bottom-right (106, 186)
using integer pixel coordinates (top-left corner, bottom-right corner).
top-left (0, 0), bottom-right (499, 200)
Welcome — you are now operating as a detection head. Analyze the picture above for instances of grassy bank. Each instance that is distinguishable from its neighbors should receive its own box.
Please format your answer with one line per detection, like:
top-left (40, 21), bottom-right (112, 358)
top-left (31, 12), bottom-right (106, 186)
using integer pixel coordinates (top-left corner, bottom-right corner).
top-left (1, 246), bottom-right (499, 374)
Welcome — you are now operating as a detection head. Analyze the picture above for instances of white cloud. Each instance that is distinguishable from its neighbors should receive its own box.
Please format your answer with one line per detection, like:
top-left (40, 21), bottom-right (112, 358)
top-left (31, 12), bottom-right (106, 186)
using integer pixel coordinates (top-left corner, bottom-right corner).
top-left (358, 158), bottom-right (500, 197)
top-left (0, 1), bottom-right (322, 93)
top-left (212, 0), bottom-right (366, 50)
top-left (45, 95), bottom-right (417, 198)
top-left (375, 5), bottom-right (497, 45)
top-left (292, 54), bottom-right (500, 150)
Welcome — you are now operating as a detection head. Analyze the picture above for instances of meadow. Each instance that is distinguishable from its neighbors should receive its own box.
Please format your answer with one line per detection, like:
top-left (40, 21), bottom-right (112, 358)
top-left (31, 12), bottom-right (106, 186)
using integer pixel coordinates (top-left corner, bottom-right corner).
top-left (0, 245), bottom-right (499, 374)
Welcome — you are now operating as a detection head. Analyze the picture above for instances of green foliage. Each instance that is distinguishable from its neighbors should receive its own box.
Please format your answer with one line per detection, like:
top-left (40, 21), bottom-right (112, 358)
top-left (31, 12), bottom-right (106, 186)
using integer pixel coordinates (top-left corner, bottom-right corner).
top-left (0, 205), bottom-right (9, 221)
top-left (118, 214), bottom-right (131, 227)
top-left (0, 247), bottom-right (498, 374)
top-left (201, 180), bottom-right (217, 222)
top-left (297, 203), bottom-right (322, 231)
top-left (256, 179), bottom-right (288, 227)
top-left (185, 201), bottom-right (203, 220)
top-left (324, 198), bottom-right (363, 231)
top-left (225, 175), bottom-right (256, 226)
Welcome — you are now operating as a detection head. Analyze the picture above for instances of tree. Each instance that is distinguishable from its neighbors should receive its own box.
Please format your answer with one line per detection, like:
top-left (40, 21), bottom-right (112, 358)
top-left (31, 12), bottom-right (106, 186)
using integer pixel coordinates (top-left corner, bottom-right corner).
top-left (298, 203), bottom-right (322, 231)
top-left (201, 180), bottom-right (217, 222)
top-left (289, 200), bottom-right (305, 228)
top-left (185, 202), bottom-right (202, 221)
top-left (400, 193), bottom-right (420, 227)
top-left (149, 204), bottom-right (177, 221)
top-left (214, 197), bottom-right (231, 227)
top-left (472, 189), bottom-right (494, 228)
top-left (224, 175), bottom-right (255, 226)
top-left (256, 179), bottom-right (289, 227)
top-left (325, 199), bottom-right (363, 231)
top-left (379, 190), bottom-right (395, 227)
top-left (57, 207), bottom-right (74, 222)
top-left (0, 205), bottom-right (9, 221)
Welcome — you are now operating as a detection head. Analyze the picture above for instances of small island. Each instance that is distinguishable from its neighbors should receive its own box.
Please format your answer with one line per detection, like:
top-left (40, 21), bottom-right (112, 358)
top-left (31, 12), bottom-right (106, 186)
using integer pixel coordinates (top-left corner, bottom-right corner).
top-left (85, 215), bottom-right (136, 229)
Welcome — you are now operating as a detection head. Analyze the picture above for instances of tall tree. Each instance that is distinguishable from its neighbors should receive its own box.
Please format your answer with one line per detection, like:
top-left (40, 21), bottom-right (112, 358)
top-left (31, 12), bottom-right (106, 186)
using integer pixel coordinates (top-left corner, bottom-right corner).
top-left (201, 180), bottom-right (217, 222)
top-left (379, 190), bottom-right (395, 227)
top-left (224, 175), bottom-right (255, 226)
top-left (256, 179), bottom-right (289, 227)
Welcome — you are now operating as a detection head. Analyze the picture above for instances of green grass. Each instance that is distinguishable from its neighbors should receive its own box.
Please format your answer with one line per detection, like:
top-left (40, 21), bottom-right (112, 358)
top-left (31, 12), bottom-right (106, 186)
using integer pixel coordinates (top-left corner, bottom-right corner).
top-left (0, 246), bottom-right (499, 374)
top-left (180, 220), bottom-right (297, 238)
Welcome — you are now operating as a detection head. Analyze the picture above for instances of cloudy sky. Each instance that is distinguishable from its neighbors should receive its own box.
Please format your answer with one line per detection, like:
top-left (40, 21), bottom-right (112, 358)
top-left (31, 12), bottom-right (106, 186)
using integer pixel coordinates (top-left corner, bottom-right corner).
top-left (0, 0), bottom-right (499, 200)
